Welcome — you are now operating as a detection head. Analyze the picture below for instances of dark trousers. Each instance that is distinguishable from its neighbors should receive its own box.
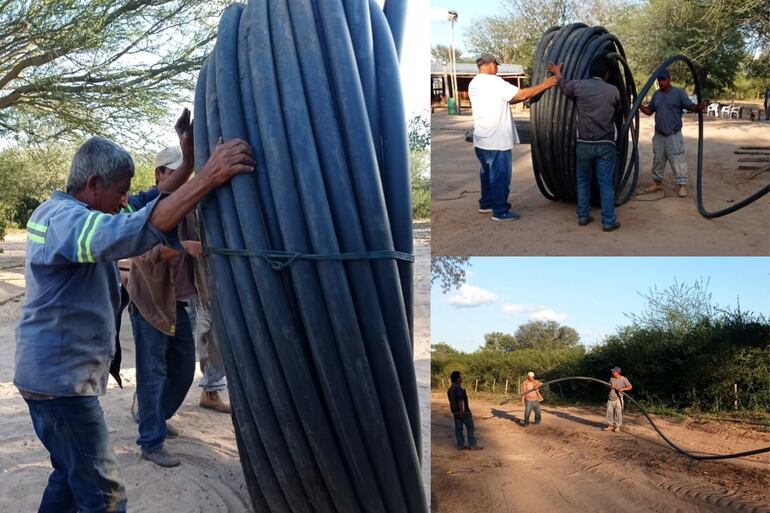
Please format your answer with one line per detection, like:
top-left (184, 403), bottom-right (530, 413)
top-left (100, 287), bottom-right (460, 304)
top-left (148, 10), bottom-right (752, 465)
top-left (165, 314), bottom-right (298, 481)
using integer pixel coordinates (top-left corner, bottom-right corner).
top-left (131, 303), bottom-right (195, 452)
top-left (524, 400), bottom-right (542, 424)
top-left (475, 147), bottom-right (513, 215)
top-left (25, 396), bottom-right (126, 513)
top-left (454, 414), bottom-right (477, 448)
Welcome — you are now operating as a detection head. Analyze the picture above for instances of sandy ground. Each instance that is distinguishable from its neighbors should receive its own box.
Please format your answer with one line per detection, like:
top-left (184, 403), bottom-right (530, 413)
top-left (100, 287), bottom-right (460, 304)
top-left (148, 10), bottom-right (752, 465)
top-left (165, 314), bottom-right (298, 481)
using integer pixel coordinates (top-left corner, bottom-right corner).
top-left (431, 112), bottom-right (770, 255)
top-left (0, 229), bottom-right (431, 512)
top-left (431, 394), bottom-right (770, 513)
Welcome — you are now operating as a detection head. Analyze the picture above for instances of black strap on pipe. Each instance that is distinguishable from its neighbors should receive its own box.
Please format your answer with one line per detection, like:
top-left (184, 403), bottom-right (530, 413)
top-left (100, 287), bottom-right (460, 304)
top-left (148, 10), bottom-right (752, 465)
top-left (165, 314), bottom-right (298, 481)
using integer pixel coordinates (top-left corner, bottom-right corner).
top-left (202, 247), bottom-right (415, 271)
top-left (500, 376), bottom-right (770, 461)
top-left (531, 25), bottom-right (769, 218)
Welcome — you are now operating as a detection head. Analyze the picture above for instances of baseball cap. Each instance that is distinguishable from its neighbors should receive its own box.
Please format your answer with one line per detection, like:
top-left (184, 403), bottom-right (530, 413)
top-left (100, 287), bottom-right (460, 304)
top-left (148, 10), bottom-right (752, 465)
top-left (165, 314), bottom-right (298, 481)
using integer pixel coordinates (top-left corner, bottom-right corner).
top-left (611, 366), bottom-right (621, 373)
top-left (527, 371), bottom-right (535, 378)
top-left (656, 69), bottom-right (671, 79)
top-left (155, 146), bottom-right (183, 170)
top-left (476, 52), bottom-right (499, 67)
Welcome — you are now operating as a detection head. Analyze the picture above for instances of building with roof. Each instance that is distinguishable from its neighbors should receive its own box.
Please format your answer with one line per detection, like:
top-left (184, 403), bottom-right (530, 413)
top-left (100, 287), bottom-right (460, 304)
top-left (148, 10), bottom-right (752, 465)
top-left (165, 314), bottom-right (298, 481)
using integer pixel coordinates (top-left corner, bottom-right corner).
top-left (431, 62), bottom-right (528, 111)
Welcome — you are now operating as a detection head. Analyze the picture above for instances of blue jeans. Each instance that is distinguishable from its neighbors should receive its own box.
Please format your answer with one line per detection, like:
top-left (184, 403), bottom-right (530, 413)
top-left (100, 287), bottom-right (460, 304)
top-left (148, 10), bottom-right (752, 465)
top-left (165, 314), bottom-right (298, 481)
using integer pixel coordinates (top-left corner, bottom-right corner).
top-left (131, 302), bottom-right (195, 452)
top-left (524, 400), bottom-right (541, 424)
top-left (25, 396), bottom-right (126, 513)
top-left (475, 148), bottom-right (512, 215)
top-left (575, 142), bottom-right (617, 227)
top-left (454, 414), bottom-right (477, 448)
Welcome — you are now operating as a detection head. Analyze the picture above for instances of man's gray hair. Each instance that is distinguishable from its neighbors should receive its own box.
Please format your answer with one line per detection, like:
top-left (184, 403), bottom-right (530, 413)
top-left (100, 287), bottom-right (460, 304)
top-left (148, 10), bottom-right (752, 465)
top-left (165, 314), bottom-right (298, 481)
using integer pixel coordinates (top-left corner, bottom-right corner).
top-left (66, 137), bottom-right (135, 193)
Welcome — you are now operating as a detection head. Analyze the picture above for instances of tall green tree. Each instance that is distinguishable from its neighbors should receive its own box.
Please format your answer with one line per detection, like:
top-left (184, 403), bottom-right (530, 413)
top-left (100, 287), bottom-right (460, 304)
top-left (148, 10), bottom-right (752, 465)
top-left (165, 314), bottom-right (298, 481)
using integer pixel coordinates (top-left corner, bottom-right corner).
top-left (0, 0), bottom-right (226, 143)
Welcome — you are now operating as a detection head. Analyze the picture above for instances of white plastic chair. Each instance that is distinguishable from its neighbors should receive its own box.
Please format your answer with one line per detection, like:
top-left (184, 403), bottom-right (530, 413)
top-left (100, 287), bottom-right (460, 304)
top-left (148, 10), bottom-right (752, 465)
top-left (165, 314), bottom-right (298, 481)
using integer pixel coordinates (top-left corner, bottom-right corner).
top-left (720, 105), bottom-right (731, 118)
top-left (706, 103), bottom-right (720, 117)
top-left (728, 105), bottom-right (740, 119)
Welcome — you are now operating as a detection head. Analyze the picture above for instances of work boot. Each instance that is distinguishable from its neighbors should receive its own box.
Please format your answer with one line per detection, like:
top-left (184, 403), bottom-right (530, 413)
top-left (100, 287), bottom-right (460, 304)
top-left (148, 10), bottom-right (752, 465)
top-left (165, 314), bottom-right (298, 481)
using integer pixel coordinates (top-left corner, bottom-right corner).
top-left (469, 445), bottom-right (484, 450)
top-left (141, 448), bottom-right (181, 468)
top-left (578, 216), bottom-right (594, 226)
top-left (677, 185), bottom-right (687, 198)
top-left (200, 391), bottom-right (232, 414)
top-left (644, 182), bottom-right (663, 193)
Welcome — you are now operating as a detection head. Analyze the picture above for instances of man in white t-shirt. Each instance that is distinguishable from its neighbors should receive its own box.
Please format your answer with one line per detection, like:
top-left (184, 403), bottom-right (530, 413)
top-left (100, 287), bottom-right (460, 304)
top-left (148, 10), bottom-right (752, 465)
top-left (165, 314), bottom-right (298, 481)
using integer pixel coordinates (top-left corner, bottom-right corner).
top-left (469, 53), bottom-right (558, 221)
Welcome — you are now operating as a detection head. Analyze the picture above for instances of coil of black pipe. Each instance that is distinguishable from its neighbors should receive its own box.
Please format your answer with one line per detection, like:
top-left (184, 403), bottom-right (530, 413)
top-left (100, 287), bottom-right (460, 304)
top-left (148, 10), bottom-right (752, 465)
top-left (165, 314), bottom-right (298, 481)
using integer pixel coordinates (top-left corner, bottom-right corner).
top-left (193, 1), bottom-right (427, 512)
top-left (530, 24), bottom-right (769, 217)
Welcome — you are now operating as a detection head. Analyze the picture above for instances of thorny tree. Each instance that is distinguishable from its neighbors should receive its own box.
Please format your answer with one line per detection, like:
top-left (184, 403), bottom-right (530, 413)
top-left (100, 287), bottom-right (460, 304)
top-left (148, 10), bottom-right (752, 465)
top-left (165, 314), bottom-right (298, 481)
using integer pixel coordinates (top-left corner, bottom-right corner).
top-left (0, 0), bottom-right (227, 143)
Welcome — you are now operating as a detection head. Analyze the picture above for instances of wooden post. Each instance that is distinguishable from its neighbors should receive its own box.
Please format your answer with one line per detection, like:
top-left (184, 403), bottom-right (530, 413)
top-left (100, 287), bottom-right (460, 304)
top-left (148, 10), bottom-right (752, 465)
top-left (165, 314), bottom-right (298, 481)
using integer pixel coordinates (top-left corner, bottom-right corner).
top-left (441, 377), bottom-right (445, 389)
top-left (734, 383), bottom-right (738, 410)
top-left (504, 379), bottom-right (509, 395)
top-left (475, 378), bottom-right (479, 393)
top-left (492, 378), bottom-right (496, 393)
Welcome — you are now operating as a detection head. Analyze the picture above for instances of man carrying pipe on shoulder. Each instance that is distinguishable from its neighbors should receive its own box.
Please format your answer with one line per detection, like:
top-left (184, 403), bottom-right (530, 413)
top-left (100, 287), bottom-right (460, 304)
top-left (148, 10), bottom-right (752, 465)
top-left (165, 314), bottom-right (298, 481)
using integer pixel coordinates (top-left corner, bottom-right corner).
top-left (639, 69), bottom-right (707, 198)
top-left (469, 53), bottom-right (559, 221)
top-left (604, 366), bottom-right (632, 432)
top-left (15, 133), bottom-right (254, 512)
top-left (447, 371), bottom-right (483, 450)
top-left (548, 56), bottom-right (621, 232)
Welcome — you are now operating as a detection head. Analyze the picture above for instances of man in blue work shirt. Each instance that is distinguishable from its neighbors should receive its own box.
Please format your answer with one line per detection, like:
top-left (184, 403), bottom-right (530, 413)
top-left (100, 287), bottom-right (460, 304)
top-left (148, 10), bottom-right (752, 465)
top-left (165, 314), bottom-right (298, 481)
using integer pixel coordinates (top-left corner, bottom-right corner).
top-left (640, 69), bottom-right (706, 198)
top-left (15, 133), bottom-right (254, 513)
top-left (549, 56), bottom-right (621, 232)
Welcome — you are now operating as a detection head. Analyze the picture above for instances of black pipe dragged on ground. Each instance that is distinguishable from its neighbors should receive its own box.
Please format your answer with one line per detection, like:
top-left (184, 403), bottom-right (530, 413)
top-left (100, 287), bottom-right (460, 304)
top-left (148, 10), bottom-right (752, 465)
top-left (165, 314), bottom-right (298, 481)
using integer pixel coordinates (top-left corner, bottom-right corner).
top-left (193, 1), bottom-right (426, 512)
top-left (501, 376), bottom-right (770, 461)
top-left (530, 24), bottom-right (769, 218)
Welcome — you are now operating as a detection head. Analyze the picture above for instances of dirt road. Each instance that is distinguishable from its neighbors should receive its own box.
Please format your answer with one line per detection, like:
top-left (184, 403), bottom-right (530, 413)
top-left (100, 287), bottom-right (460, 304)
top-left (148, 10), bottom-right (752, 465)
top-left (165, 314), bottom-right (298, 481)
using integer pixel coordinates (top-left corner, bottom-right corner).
top-left (0, 230), bottom-right (431, 512)
top-left (431, 113), bottom-right (769, 255)
top-left (432, 394), bottom-right (769, 513)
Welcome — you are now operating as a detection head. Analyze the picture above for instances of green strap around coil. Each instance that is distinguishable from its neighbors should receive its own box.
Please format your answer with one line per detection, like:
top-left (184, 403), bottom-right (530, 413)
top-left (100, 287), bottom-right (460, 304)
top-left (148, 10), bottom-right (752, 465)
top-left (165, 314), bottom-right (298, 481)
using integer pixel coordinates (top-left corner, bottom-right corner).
top-left (202, 246), bottom-right (414, 271)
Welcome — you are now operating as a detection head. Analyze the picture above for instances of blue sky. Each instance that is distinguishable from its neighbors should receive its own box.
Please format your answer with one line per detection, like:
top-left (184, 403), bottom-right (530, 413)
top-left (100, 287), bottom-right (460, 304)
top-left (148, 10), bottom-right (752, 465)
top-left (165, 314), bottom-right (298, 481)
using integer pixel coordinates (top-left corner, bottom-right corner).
top-left (431, 1), bottom-right (505, 56)
top-left (431, 257), bottom-right (770, 352)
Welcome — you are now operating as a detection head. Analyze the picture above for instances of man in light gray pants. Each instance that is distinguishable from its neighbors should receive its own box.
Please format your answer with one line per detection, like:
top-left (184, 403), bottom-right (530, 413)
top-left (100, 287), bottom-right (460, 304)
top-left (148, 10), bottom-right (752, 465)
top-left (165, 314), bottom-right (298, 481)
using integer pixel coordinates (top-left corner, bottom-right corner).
top-left (604, 366), bottom-right (632, 432)
top-left (640, 69), bottom-right (706, 198)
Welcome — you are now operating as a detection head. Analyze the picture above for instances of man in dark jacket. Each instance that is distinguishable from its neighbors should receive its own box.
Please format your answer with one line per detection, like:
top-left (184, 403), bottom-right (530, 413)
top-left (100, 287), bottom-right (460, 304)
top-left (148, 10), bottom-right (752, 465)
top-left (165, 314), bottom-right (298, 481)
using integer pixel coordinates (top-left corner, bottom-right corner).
top-left (447, 371), bottom-right (483, 450)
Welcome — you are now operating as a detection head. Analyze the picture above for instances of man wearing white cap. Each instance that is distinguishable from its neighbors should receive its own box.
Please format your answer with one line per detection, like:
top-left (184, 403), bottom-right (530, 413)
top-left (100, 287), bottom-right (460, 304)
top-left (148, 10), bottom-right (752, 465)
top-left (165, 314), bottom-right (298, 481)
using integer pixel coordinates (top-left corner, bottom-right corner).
top-left (126, 145), bottom-right (205, 467)
top-left (521, 371), bottom-right (544, 426)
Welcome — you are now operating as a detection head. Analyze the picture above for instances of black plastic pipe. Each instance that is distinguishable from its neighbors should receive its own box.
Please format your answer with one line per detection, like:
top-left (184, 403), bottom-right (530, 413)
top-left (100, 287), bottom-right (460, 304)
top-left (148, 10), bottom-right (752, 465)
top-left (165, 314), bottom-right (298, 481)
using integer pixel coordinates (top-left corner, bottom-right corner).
top-left (501, 376), bottom-right (770, 460)
top-left (532, 25), bottom-right (768, 217)
top-left (193, 1), bottom-right (426, 512)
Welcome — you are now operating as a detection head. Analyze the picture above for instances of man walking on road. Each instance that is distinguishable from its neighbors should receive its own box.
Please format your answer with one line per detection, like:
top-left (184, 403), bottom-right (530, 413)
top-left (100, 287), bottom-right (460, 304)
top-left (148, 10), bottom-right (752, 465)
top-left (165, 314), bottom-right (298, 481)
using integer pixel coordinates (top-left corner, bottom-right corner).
top-left (604, 366), bottom-right (632, 432)
top-left (469, 53), bottom-right (558, 221)
top-left (521, 371), bottom-right (544, 426)
top-left (639, 69), bottom-right (706, 198)
top-left (448, 371), bottom-right (483, 450)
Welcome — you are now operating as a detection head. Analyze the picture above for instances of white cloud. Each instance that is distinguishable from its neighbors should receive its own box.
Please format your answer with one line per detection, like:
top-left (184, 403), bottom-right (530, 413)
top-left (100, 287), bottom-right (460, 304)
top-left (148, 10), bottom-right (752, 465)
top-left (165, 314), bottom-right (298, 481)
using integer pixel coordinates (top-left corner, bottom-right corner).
top-left (502, 303), bottom-right (568, 322)
top-left (501, 303), bottom-right (529, 314)
top-left (446, 284), bottom-right (498, 308)
top-left (530, 308), bottom-right (568, 322)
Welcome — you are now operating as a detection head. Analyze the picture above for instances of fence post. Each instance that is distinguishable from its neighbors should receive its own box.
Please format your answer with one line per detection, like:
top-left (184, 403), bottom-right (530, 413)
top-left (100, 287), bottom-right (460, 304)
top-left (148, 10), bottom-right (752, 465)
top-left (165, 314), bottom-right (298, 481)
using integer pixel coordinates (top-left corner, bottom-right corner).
top-left (734, 383), bottom-right (738, 410)
top-left (504, 379), bottom-right (509, 395)
top-left (475, 378), bottom-right (478, 393)
top-left (492, 377), bottom-right (496, 393)
top-left (441, 377), bottom-right (445, 389)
